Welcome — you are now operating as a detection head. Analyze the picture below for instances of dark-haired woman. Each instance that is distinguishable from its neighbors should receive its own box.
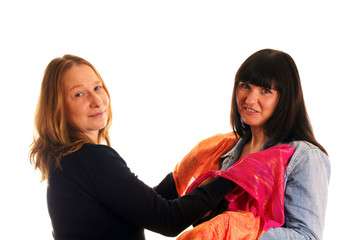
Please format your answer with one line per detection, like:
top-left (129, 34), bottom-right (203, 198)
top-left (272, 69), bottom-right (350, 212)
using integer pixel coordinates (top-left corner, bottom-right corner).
top-left (172, 49), bottom-right (331, 239)
top-left (30, 55), bottom-right (237, 240)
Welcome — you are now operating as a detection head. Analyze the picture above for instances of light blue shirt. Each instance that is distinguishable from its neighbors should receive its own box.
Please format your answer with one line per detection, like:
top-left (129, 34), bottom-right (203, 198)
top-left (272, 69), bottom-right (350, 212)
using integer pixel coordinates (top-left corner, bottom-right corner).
top-left (220, 135), bottom-right (331, 240)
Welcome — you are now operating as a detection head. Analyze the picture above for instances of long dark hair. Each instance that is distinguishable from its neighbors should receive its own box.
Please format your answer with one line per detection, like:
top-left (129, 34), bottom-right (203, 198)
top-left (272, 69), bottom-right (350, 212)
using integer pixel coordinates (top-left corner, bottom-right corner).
top-left (230, 49), bottom-right (327, 154)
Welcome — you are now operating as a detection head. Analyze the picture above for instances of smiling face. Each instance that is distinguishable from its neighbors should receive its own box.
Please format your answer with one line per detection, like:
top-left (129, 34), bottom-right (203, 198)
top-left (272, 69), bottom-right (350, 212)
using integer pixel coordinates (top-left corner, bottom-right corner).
top-left (62, 64), bottom-right (109, 143)
top-left (236, 81), bottom-right (279, 132)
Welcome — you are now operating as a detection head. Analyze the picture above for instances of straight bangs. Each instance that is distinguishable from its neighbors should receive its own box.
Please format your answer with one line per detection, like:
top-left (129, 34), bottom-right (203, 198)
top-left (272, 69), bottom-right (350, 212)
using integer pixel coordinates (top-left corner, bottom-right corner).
top-left (231, 49), bottom-right (290, 139)
top-left (231, 49), bottom-right (327, 154)
top-left (237, 56), bottom-right (281, 92)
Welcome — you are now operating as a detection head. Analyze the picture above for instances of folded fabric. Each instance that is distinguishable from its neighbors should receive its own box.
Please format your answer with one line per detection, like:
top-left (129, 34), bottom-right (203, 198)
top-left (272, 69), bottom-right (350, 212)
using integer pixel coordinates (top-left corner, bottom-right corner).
top-left (174, 136), bottom-right (295, 240)
top-left (173, 133), bottom-right (237, 196)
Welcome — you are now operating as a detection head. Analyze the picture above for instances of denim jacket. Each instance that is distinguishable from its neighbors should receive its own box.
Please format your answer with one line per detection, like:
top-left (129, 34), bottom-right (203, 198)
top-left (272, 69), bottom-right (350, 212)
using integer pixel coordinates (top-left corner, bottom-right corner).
top-left (220, 135), bottom-right (331, 240)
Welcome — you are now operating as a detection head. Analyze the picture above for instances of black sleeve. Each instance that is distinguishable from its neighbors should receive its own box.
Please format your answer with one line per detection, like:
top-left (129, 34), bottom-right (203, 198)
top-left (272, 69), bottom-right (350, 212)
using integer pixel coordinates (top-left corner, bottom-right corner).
top-left (153, 172), bottom-right (179, 200)
top-left (87, 145), bottom-right (235, 237)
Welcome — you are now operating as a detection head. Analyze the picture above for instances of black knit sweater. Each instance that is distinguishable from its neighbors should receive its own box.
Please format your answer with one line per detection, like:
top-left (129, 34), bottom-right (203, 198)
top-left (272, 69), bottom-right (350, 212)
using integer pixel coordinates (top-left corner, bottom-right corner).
top-left (47, 143), bottom-right (234, 239)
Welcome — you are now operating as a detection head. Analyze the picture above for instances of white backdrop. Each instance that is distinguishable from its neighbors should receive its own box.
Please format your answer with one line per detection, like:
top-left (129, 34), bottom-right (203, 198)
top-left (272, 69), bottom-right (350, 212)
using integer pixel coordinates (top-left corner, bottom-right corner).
top-left (0, 1), bottom-right (360, 239)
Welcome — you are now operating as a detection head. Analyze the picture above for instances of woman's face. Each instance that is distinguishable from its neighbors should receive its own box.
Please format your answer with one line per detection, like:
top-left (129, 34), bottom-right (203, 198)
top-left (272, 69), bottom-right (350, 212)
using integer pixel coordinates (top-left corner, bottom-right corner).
top-left (62, 64), bottom-right (109, 143)
top-left (236, 81), bottom-right (279, 132)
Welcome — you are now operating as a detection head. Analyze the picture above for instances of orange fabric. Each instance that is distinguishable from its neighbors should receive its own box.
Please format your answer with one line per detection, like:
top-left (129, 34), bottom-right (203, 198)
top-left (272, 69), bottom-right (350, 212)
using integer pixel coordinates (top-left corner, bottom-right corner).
top-left (173, 132), bottom-right (237, 196)
top-left (177, 211), bottom-right (264, 240)
top-left (173, 133), bottom-right (293, 240)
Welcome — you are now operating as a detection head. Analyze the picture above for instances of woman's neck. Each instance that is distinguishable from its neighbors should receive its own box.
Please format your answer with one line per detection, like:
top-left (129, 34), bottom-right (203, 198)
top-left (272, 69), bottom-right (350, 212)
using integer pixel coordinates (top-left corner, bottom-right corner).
top-left (250, 127), bottom-right (267, 147)
top-left (84, 131), bottom-right (99, 144)
top-left (241, 127), bottom-right (268, 157)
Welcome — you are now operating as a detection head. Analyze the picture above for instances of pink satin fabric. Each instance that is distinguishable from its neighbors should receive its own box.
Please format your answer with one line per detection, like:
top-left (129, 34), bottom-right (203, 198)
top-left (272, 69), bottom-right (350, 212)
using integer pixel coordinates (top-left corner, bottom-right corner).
top-left (177, 143), bottom-right (295, 240)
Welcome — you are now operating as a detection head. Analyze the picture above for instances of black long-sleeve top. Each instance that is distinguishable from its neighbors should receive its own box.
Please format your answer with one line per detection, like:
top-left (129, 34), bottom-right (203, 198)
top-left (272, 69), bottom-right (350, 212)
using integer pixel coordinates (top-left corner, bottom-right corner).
top-left (47, 143), bottom-right (235, 239)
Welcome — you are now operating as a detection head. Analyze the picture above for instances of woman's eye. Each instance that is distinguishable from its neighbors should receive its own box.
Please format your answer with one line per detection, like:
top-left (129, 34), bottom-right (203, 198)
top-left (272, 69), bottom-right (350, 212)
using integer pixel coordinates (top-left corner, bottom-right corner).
top-left (94, 86), bottom-right (102, 91)
top-left (75, 92), bottom-right (83, 97)
top-left (262, 88), bottom-right (272, 94)
top-left (240, 83), bottom-right (250, 89)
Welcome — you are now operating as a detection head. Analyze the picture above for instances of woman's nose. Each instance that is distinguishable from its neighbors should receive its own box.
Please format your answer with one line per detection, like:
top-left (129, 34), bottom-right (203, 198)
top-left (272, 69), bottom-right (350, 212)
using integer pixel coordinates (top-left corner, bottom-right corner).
top-left (90, 93), bottom-right (102, 108)
top-left (245, 90), bottom-right (258, 104)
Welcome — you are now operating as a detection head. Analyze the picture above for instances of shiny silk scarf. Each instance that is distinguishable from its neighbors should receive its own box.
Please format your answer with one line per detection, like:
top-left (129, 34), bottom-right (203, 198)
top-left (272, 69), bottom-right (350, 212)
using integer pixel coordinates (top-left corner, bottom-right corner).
top-left (173, 133), bottom-right (295, 240)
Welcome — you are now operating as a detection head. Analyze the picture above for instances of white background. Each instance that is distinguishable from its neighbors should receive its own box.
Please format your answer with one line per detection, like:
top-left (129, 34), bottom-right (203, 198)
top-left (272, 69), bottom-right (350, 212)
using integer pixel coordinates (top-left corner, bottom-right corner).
top-left (0, 1), bottom-right (360, 239)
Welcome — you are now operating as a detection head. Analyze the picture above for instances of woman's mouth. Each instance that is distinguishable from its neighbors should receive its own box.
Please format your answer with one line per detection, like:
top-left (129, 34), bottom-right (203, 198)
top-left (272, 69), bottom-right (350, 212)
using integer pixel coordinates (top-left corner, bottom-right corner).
top-left (89, 110), bottom-right (105, 118)
top-left (244, 107), bottom-right (258, 113)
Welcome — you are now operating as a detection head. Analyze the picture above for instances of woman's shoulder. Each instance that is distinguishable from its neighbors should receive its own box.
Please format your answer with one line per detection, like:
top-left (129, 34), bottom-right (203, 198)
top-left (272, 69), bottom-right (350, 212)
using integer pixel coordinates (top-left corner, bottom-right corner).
top-left (81, 143), bottom-right (119, 156)
top-left (287, 140), bottom-right (327, 158)
top-left (55, 144), bottom-right (130, 180)
top-left (63, 143), bottom-right (123, 166)
top-left (198, 132), bottom-right (237, 146)
top-left (190, 132), bottom-right (237, 155)
top-left (288, 140), bottom-right (319, 151)
top-left (286, 140), bottom-right (330, 175)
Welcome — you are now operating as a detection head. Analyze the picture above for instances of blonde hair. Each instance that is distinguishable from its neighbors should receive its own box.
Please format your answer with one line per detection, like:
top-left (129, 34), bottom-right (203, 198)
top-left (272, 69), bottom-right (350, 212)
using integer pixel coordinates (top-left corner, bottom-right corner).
top-left (30, 54), bottom-right (112, 181)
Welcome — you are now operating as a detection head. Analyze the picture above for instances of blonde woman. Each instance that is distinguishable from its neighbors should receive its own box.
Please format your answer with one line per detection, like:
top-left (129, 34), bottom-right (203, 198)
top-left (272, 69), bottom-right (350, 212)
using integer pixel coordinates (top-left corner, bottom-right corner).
top-left (30, 54), bottom-right (236, 240)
